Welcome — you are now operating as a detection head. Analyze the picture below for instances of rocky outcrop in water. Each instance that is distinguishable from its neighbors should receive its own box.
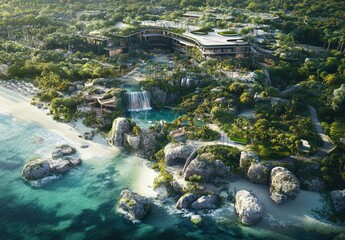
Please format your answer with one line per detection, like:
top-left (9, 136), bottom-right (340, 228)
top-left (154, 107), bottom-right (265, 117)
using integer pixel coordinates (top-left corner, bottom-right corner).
top-left (110, 117), bottom-right (130, 147)
top-left (22, 157), bottom-right (81, 181)
top-left (330, 189), bottom-right (345, 213)
top-left (190, 194), bottom-right (219, 210)
top-left (52, 144), bottom-right (76, 159)
top-left (240, 151), bottom-right (259, 170)
top-left (118, 190), bottom-right (151, 220)
top-left (164, 143), bottom-right (197, 166)
top-left (235, 190), bottom-right (263, 226)
top-left (247, 163), bottom-right (270, 185)
top-left (269, 167), bottom-right (300, 204)
top-left (176, 193), bottom-right (201, 209)
top-left (184, 154), bottom-right (230, 184)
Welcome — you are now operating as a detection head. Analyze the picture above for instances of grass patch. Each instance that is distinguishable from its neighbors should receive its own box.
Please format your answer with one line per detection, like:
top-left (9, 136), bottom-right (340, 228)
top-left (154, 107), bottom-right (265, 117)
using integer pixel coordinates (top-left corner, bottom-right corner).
top-left (218, 30), bottom-right (240, 37)
top-left (191, 28), bottom-right (214, 35)
top-left (230, 137), bottom-right (247, 144)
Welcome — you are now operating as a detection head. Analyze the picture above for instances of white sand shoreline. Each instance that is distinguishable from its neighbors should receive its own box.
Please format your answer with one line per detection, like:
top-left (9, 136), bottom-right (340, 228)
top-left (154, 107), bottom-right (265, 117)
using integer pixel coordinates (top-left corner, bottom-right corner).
top-left (0, 85), bottom-right (158, 197)
top-left (230, 179), bottom-right (345, 233)
top-left (0, 85), bottom-right (117, 160)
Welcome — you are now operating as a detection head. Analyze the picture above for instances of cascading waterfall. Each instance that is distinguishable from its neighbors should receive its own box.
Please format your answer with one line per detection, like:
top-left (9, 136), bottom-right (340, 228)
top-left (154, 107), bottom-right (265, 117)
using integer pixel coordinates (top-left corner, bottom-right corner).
top-left (126, 91), bottom-right (152, 112)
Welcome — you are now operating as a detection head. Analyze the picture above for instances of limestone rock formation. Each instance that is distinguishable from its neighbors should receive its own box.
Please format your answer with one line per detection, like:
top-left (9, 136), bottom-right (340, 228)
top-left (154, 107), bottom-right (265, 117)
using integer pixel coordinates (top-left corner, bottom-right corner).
top-left (240, 151), bottom-right (259, 170)
top-left (190, 194), bottom-right (219, 210)
top-left (118, 190), bottom-right (151, 220)
top-left (22, 157), bottom-right (81, 181)
top-left (269, 167), bottom-right (300, 204)
top-left (184, 155), bottom-right (230, 184)
top-left (235, 190), bottom-right (263, 226)
top-left (176, 193), bottom-right (201, 209)
top-left (52, 144), bottom-right (76, 159)
top-left (330, 189), bottom-right (345, 212)
top-left (247, 163), bottom-right (270, 184)
top-left (126, 134), bottom-right (141, 150)
top-left (164, 143), bottom-right (197, 166)
top-left (110, 117), bottom-right (130, 147)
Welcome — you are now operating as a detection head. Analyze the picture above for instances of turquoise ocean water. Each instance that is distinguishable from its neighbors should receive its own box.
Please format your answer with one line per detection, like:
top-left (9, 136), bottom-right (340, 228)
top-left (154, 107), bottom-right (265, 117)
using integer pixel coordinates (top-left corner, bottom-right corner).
top-left (0, 113), bottom-right (342, 240)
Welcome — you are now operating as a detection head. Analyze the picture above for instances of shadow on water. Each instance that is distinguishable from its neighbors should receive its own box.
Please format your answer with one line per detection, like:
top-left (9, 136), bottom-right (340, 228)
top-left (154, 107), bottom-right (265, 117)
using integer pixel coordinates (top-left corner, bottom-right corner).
top-left (0, 160), bottom-right (22, 171)
top-left (0, 194), bottom-right (68, 239)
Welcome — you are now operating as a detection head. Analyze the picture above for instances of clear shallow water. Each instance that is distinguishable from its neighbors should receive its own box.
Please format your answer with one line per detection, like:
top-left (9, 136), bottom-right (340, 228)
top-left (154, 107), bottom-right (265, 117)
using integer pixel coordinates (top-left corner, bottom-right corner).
top-left (129, 109), bottom-right (180, 129)
top-left (0, 113), bottom-right (342, 240)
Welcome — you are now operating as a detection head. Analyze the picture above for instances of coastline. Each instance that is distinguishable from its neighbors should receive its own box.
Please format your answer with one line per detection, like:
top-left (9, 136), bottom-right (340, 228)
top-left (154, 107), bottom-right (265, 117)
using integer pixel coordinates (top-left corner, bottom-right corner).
top-left (0, 85), bottom-right (158, 197)
top-left (0, 85), bottom-right (117, 160)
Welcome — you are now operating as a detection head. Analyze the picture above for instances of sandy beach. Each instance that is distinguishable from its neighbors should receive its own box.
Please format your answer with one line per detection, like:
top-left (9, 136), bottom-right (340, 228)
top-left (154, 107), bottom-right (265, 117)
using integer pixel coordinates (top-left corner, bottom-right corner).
top-left (0, 85), bottom-right (159, 197)
top-left (230, 179), bottom-right (344, 233)
top-left (0, 86), bottom-right (117, 160)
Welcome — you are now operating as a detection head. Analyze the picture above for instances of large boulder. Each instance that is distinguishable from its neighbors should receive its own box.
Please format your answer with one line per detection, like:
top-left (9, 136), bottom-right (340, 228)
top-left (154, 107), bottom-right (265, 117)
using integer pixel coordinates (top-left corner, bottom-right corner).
top-left (240, 151), bottom-right (259, 170)
top-left (176, 193), bottom-right (201, 209)
top-left (247, 163), bottom-right (270, 185)
top-left (184, 154), bottom-right (230, 184)
top-left (52, 144), bottom-right (76, 159)
top-left (190, 194), bottom-right (219, 210)
top-left (110, 117), bottom-right (130, 147)
top-left (235, 190), bottom-right (263, 226)
top-left (22, 157), bottom-right (81, 181)
top-left (330, 189), bottom-right (345, 213)
top-left (269, 167), bottom-right (300, 204)
top-left (164, 143), bottom-right (197, 166)
top-left (126, 134), bottom-right (141, 150)
top-left (118, 190), bottom-right (151, 220)
top-left (137, 130), bottom-right (159, 157)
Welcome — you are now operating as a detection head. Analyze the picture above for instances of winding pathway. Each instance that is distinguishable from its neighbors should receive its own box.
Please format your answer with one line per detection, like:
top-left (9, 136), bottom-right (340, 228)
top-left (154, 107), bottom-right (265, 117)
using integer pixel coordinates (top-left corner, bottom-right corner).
top-left (307, 106), bottom-right (335, 158)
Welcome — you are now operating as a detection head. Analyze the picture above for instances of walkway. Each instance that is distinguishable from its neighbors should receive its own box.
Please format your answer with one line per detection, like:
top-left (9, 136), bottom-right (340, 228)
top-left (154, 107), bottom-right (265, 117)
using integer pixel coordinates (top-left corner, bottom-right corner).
top-left (283, 106), bottom-right (335, 162)
top-left (308, 106), bottom-right (335, 158)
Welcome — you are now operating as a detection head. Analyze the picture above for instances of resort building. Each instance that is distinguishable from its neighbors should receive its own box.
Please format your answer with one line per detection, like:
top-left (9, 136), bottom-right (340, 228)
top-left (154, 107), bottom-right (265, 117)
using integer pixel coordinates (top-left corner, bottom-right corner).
top-left (105, 28), bottom-right (251, 59)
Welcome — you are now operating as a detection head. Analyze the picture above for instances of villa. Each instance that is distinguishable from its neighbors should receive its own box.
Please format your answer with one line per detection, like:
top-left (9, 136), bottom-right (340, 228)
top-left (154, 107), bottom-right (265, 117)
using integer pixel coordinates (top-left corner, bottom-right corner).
top-left (104, 28), bottom-right (251, 59)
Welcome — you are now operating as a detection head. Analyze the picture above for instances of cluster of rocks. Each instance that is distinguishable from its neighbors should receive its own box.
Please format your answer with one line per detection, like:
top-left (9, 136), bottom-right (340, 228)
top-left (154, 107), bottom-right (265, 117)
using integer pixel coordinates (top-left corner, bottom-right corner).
top-left (184, 153), bottom-right (231, 185)
top-left (176, 193), bottom-right (219, 210)
top-left (109, 117), bottom-right (164, 157)
top-left (118, 190), bottom-right (151, 220)
top-left (22, 144), bottom-right (81, 183)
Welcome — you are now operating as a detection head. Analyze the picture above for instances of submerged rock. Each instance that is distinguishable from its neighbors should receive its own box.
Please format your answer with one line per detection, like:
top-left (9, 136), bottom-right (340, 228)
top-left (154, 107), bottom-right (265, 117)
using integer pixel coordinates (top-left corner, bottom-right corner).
top-left (110, 117), bottom-right (130, 147)
top-left (176, 193), bottom-right (201, 209)
top-left (190, 194), bottom-right (219, 210)
top-left (240, 151), bottom-right (259, 170)
top-left (269, 167), bottom-right (300, 204)
top-left (164, 143), bottom-right (197, 166)
top-left (247, 163), bottom-right (270, 185)
top-left (191, 215), bottom-right (203, 225)
top-left (118, 190), bottom-right (151, 220)
top-left (235, 190), bottom-right (263, 226)
top-left (330, 189), bottom-right (345, 212)
top-left (52, 144), bottom-right (76, 159)
top-left (84, 131), bottom-right (94, 140)
top-left (21, 157), bottom-right (81, 181)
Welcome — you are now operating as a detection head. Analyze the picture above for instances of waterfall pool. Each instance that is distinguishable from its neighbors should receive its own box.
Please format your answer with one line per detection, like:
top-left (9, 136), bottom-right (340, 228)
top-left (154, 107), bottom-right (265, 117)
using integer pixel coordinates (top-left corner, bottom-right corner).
top-left (129, 108), bottom-right (180, 129)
